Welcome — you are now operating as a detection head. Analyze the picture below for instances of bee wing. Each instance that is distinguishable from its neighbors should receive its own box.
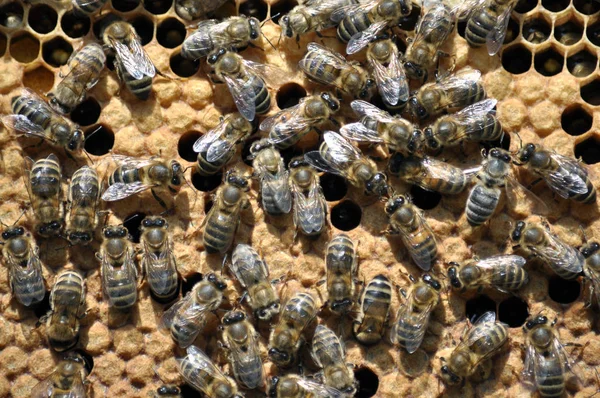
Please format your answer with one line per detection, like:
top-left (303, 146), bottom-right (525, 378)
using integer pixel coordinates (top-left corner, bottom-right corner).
top-left (260, 106), bottom-right (296, 132)
top-left (485, 4), bottom-right (513, 56)
top-left (398, 210), bottom-right (436, 271)
top-left (101, 181), bottom-right (153, 201)
top-left (101, 252), bottom-right (137, 307)
top-left (304, 42), bottom-right (350, 70)
top-left (368, 49), bottom-right (408, 105)
top-left (584, 265), bottom-right (600, 308)
top-left (475, 254), bottom-right (526, 269)
top-left (222, 74), bottom-right (257, 121)
top-left (434, 70), bottom-right (482, 109)
top-left (1, 114), bottom-right (53, 141)
top-left (330, 0), bottom-right (377, 22)
top-left (323, 130), bottom-right (362, 166)
top-left (10, 255), bottom-right (45, 306)
top-left (30, 377), bottom-right (56, 398)
top-left (161, 294), bottom-right (190, 329)
top-left (111, 36), bottom-right (156, 79)
top-left (69, 169), bottom-right (100, 218)
top-left (529, 233), bottom-right (584, 274)
top-left (262, 105), bottom-right (319, 145)
top-left (340, 122), bottom-right (384, 144)
top-left (420, 156), bottom-right (466, 184)
top-left (292, 180), bottom-right (326, 234)
top-left (347, 20), bottom-right (389, 54)
top-left (143, 244), bottom-right (176, 294)
top-left (243, 59), bottom-right (286, 87)
top-left (350, 99), bottom-right (397, 123)
top-left (397, 296), bottom-right (434, 354)
top-left (551, 335), bottom-right (584, 383)
top-left (295, 376), bottom-right (347, 398)
top-left (521, 340), bottom-right (537, 382)
top-left (264, 172), bottom-right (293, 213)
top-left (411, 2), bottom-right (452, 51)
top-left (463, 311), bottom-right (497, 344)
top-left (541, 153), bottom-right (590, 198)
top-left (110, 154), bottom-right (156, 168)
top-left (450, 0), bottom-right (486, 20)
top-left (193, 119), bottom-right (227, 153)
top-left (183, 27), bottom-right (215, 55)
top-left (66, 377), bottom-right (87, 398)
top-left (505, 175), bottom-right (549, 217)
top-left (179, 346), bottom-right (225, 387)
top-left (231, 244), bottom-right (269, 286)
top-left (444, 99), bottom-right (497, 138)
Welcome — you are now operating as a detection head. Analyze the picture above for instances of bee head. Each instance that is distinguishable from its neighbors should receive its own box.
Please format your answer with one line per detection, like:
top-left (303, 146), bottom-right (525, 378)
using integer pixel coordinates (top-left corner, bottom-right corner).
top-left (68, 231), bottom-right (93, 245)
top-left (248, 17), bottom-right (261, 40)
top-left (321, 92), bottom-right (340, 111)
top-left (223, 310), bottom-right (246, 325)
top-left (268, 376), bottom-right (280, 397)
top-left (268, 347), bottom-right (291, 365)
top-left (249, 139), bottom-right (271, 158)
top-left (288, 157), bottom-right (308, 169)
top-left (359, 79), bottom-right (375, 99)
top-left (169, 160), bottom-right (184, 188)
top-left (385, 195), bottom-right (406, 214)
top-left (68, 129), bottom-right (85, 152)
top-left (388, 152), bottom-right (404, 175)
top-left (404, 62), bottom-right (426, 81)
top-left (156, 385), bottom-right (180, 396)
top-left (39, 220), bottom-right (62, 237)
top-left (440, 365), bottom-right (462, 385)
top-left (489, 148), bottom-right (511, 163)
top-left (511, 221), bottom-right (526, 241)
top-left (103, 226), bottom-right (128, 239)
top-left (581, 241), bottom-right (600, 257)
top-left (399, 0), bottom-right (411, 14)
top-left (447, 263), bottom-right (462, 289)
top-left (366, 173), bottom-right (389, 197)
top-left (2, 226), bottom-right (24, 240)
top-left (524, 315), bottom-right (548, 331)
top-left (516, 143), bottom-right (536, 164)
top-left (206, 273), bottom-right (227, 290)
top-left (226, 171), bottom-right (249, 189)
top-left (422, 273), bottom-right (441, 290)
top-left (409, 96), bottom-right (428, 120)
top-left (207, 48), bottom-right (227, 65)
top-left (408, 129), bottom-right (423, 153)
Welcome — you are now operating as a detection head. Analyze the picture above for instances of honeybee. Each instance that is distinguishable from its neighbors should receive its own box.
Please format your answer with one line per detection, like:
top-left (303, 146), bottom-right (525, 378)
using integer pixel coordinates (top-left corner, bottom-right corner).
top-left (340, 100), bottom-right (422, 154)
top-left (48, 42), bottom-right (106, 114)
top-left (366, 38), bottom-right (409, 107)
top-left (388, 153), bottom-right (468, 195)
top-left (221, 310), bottom-right (265, 389)
top-left (43, 270), bottom-right (86, 352)
top-left (25, 154), bottom-right (64, 238)
top-left (162, 274), bottom-right (227, 348)
top-left (514, 143), bottom-right (596, 204)
top-left (140, 216), bottom-right (179, 304)
top-left (423, 99), bottom-right (503, 151)
top-left (511, 221), bottom-right (584, 280)
top-left (261, 92), bottom-right (340, 150)
top-left (249, 139), bottom-right (292, 216)
top-left (391, 274), bottom-right (441, 354)
top-left (311, 324), bottom-right (357, 394)
top-left (194, 112), bottom-right (253, 176)
top-left (30, 352), bottom-right (88, 398)
top-left (447, 254), bottom-right (528, 293)
top-left (581, 241), bottom-right (600, 308)
top-left (268, 291), bottom-right (317, 367)
top-left (175, 0), bottom-right (228, 21)
top-left (440, 311), bottom-right (508, 385)
top-left (151, 385), bottom-right (182, 398)
top-left (202, 171), bottom-right (250, 254)
top-left (178, 345), bottom-right (243, 398)
top-left (71, 0), bottom-right (108, 16)
top-left (66, 165), bottom-right (101, 246)
top-left (269, 374), bottom-right (347, 398)
top-left (230, 244), bottom-right (280, 321)
top-left (461, 0), bottom-right (519, 56)
top-left (353, 274), bottom-right (392, 345)
top-left (1, 89), bottom-right (84, 155)
top-left (279, 0), bottom-right (354, 41)
top-left (384, 195), bottom-right (437, 271)
top-left (288, 157), bottom-right (328, 237)
top-left (1, 226), bottom-right (45, 307)
top-left (298, 42), bottom-right (375, 100)
top-left (305, 131), bottom-right (389, 197)
top-left (324, 234), bottom-right (358, 315)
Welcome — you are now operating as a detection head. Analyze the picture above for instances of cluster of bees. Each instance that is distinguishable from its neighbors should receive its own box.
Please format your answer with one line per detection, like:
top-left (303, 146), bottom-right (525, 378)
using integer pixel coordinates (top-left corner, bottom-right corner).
top-left (1, 0), bottom-right (599, 396)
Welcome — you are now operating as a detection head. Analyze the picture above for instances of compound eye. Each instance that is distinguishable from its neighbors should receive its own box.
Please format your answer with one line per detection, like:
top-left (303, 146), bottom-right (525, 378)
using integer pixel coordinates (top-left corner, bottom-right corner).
top-left (51, 221), bottom-right (61, 229)
top-left (143, 219), bottom-right (152, 227)
top-left (157, 219), bottom-right (165, 227)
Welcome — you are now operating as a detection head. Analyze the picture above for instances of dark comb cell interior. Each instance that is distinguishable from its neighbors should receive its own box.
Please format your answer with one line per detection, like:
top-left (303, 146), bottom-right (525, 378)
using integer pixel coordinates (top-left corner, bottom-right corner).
top-left (0, 2), bottom-right (23, 28)
top-left (502, 44), bottom-right (532, 74)
top-left (581, 79), bottom-right (600, 106)
top-left (567, 49), bottom-right (597, 77)
top-left (23, 66), bottom-right (55, 95)
top-left (587, 20), bottom-right (600, 46)
top-left (410, 185), bottom-right (441, 210)
top-left (0, 32), bottom-right (6, 56)
top-left (498, 296), bottom-right (529, 328)
top-left (575, 137), bottom-right (600, 164)
top-left (144, 0), bottom-right (173, 14)
top-left (179, 384), bottom-right (198, 398)
top-left (397, 3), bottom-right (421, 31)
top-left (465, 295), bottom-right (496, 323)
top-left (112, 0), bottom-right (139, 12)
top-left (556, 21), bottom-right (583, 46)
top-left (170, 52), bottom-right (200, 77)
top-left (73, 349), bottom-right (95, 375)
top-left (504, 17), bottom-right (520, 45)
top-left (320, 173), bottom-right (348, 201)
top-left (28, 4), bottom-right (58, 34)
top-left (548, 276), bottom-right (580, 304)
top-left (523, 17), bottom-right (550, 44)
top-left (355, 367), bottom-right (379, 398)
top-left (269, 0), bottom-right (298, 24)
top-left (61, 11), bottom-right (91, 38)
top-left (204, 198), bottom-right (214, 214)
top-left (157, 18), bottom-right (186, 49)
top-left (32, 291), bottom-right (51, 319)
top-left (515, 0), bottom-right (538, 13)
top-left (131, 16), bottom-right (154, 46)
top-left (481, 132), bottom-right (511, 152)
top-left (123, 212), bottom-right (146, 243)
top-left (561, 105), bottom-right (592, 136)
top-left (181, 273), bottom-right (203, 296)
top-left (10, 33), bottom-right (40, 63)
top-left (573, 0), bottom-right (600, 15)
top-left (42, 36), bottom-right (73, 67)
top-left (331, 200), bottom-right (361, 231)
top-left (191, 171), bottom-right (223, 192)
top-left (71, 98), bottom-right (101, 127)
top-left (541, 0), bottom-right (570, 12)
top-left (276, 83), bottom-right (307, 109)
top-left (534, 47), bottom-right (564, 76)
top-left (84, 125), bottom-right (114, 156)
top-left (241, 137), bottom-right (261, 167)
top-left (178, 131), bottom-right (202, 162)
top-left (239, 0), bottom-right (268, 20)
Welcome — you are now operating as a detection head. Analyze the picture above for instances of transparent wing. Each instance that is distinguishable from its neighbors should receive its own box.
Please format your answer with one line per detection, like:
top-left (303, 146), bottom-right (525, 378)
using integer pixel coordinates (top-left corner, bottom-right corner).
top-left (435, 69), bottom-right (481, 104)
top-left (180, 346), bottom-right (226, 387)
top-left (411, 3), bottom-right (452, 52)
top-left (445, 99), bottom-right (497, 140)
top-left (450, 0), bottom-right (486, 20)
top-left (397, 295), bottom-right (434, 354)
top-left (350, 100), bottom-right (397, 123)
top-left (398, 209), bottom-right (436, 271)
top-left (183, 25), bottom-right (216, 55)
top-left (10, 255), bottom-right (45, 306)
top-left (464, 311), bottom-right (497, 345)
top-left (368, 48), bottom-right (408, 105)
top-left (330, 0), bottom-right (378, 23)
top-left (305, 151), bottom-right (343, 176)
top-left (68, 168), bottom-right (99, 219)
top-left (192, 119), bottom-right (228, 153)
top-left (1, 115), bottom-right (51, 139)
top-left (263, 174), bottom-right (293, 213)
top-left (340, 122), bottom-right (384, 143)
top-left (260, 105), bottom-right (301, 132)
top-left (243, 59), bottom-right (286, 87)
top-left (293, 180), bottom-right (326, 234)
top-left (475, 254), bottom-right (526, 269)
top-left (521, 341), bottom-right (537, 381)
top-left (295, 376), bottom-right (347, 398)
top-left (542, 153), bottom-right (589, 198)
top-left (111, 35), bottom-right (155, 79)
top-left (262, 105), bottom-right (320, 145)
top-left (420, 157), bottom-right (466, 185)
top-left (486, 4), bottom-right (513, 56)
top-left (143, 243), bottom-right (176, 294)
top-left (231, 244), bottom-right (269, 286)
top-left (552, 334), bottom-right (584, 381)
top-left (111, 154), bottom-right (156, 168)
top-left (584, 265), bottom-right (600, 308)
top-left (529, 233), bottom-right (584, 274)
top-left (101, 252), bottom-right (136, 307)
top-left (304, 42), bottom-right (351, 70)
top-left (505, 175), bottom-right (549, 217)
top-left (161, 294), bottom-right (190, 329)
top-left (223, 74), bottom-right (256, 121)
top-left (101, 181), bottom-right (152, 201)
top-left (347, 20), bottom-right (389, 54)
top-left (323, 131), bottom-right (362, 166)
top-left (30, 378), bottom-right (55, 398)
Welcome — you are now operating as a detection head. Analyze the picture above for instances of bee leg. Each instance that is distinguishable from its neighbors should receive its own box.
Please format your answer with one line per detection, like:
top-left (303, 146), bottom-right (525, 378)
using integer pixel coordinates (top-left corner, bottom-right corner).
top-left (434, 51), bottom-right (452, 81)
top-left (151, 189), bottom-right (171, 213)
top-left (526, 178), bottom-right (543, 191)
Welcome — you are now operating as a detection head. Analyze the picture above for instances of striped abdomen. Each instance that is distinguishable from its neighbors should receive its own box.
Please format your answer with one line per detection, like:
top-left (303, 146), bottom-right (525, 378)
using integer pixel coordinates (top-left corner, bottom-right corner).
top-left (52, 271), bottom-right (85, 308)
top-left (203, 205), bottom-right (240, 254)
top-left (354, 274), bottom-right (391, 345)
top-left (172, 315), bottom-right (204, 347)
top-left (571, 174), bottom-right (596, 204)
top-left (109, 166), bottom-right (140, 185)
top-left (393, 311), bottom-right (430, 353)
top-left (465, 2), bottom-right (503, 48)
top-left (30, 156), bottom-right (62, 234)
top-left (73, 0), bottom-right (108, 16)
top-left (470, 114), bottom-right (503, 142)
top-left (337, 12), bottom-right (372, 42)
top-left (116, 58), bottom-right (152, 100)
top-left (260, 177), bottom-right (291, 215)
top-left (535, 355), bottom-right (565, 397)
top-left (70, 166), bottom-right (100, 208)
top-left (48, 271), bottom-right (85, 351)
top-left (447, 81), bottom-right (486, 111)
top-left (145, 254), bottom-right (179, 303)
top-left (491, 265), bottom-right (528, 290)
top-left (248, 74), bottom-right (270, 116)
top-left (10, 257), bottom-right (45, 307)
top-left (466, 185), bottom-right (500, 226)
top-left (400, 211), bottom-right (437, 270)
top-left (327, 234), bottom-right (355, 274)
top-left (282, 292), bottom-right (317, 330)
top-left (548, 247), bottom-right (584, 280)
top-left (103, 263), bottom-right (138, 309)
top-left (12, 95), bottom-right (53, 130)
top-left (299, 50), bottom-right (342, 86)
top-left (468, 322), bottom-right (507, 360)
top-left (422, 165), bottom-right (467, 194)
top-left (196, 149), bottom-right (233, 176)
top-left (313, 325), bottom-right (344, 366)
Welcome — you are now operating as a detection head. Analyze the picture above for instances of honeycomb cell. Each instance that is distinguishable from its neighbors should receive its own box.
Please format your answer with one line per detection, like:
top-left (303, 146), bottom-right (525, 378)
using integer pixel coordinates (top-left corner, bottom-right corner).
top-left (270, 0), bottom-right (297, 25)
top-left (548, 276), bottom-right (580, 304)
top-left (501, 44), bottom-right (532, 74)
top-left (581, 79), bottom-right (600, 105)
top-left (9, 32), bottom-right (40, 63)
top-left (112, 0), bottom-right (140, 12)
top-left (465, 295), bottom-right (496, 322)
top-left (0, 32), bottom-right (6, 56)
top-left (276, 82), bottom-right (307, 109)
top-left (131, 15), bottom-right (154, 46)
top-left (32, 292), bottom-right (51, 319)
top-left (498, 296), bottom-right (529, 328)
top-left (534, 47), bottom-right (564, 76)
top-left (157, 18), bottom-right (186, 49)
top-left (355, 367), bottom-right (379, 398)
top-left (514, 0), bottom-right (537, 13)
top-left (123, 212), bottom-right (146, 243)
top-left (144, 0), bottom-right (173, 14)
top-left (541, 0), bottom-right (570, 12)
top-left (61, 10), bottom-right (91, 38)
top-left (191, 170), bottom-right (222, 192)
top-left (397, 3), bottom-right (421, 32)
top-left (23, 66), bottom-right (54, 95)
top-left (320, 173), bottom-right (348, 201)
top-left (410, 185), bottom-right (441, 210)
top-left (71, 98), bottom-right (102, 127)
top-left (84, 124), bottom-right (114, 156)
top-left (239, 0), bottom-right (268, 20)
top-left (523, 16), bottom-right (550, 44)
top-left (566, 49), bottom-right (597, 77)
top-left (504, 17), bottom-right (520, 45)
top-left (42, 36), bottom-right (73, 67)
top-left (331, 200), bottom-right (362, 231)
top-left (573, 0), bottom-right (600, 15)
top-left (28, 4), bottom-right (58, 34)
top-left (170, 52), bottom-right (200, 77)
top-left (575, 136), bottom-right (600, 164)
top-left (561, 105), bottom-right (592, 136)
top-left (555, 20), bottom-right (583, 46)
top-left (0, 2), bottom-right (23, 29)
top-left (586, 19), bottom-right (600, 46)
top-left (177, 130), bottom-right (201, 162)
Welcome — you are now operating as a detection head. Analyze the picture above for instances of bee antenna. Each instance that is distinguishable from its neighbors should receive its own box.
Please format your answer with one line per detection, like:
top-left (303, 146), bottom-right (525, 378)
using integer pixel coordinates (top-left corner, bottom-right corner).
top-left (83, 125), bottom-right (102, 142)
top-left (261, 13), bottom-right (281, 27)
top-left (262, 32), bottom-right (278, 52)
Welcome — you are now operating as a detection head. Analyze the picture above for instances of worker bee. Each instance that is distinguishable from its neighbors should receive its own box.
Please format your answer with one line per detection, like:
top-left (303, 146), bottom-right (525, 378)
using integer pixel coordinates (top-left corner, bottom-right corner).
top-left (30, 352), bottom-right (88, 398)
top-left (162, 274), bottom-right (227, 348)
top-left (511, 221), bottom-right (584, 280)
top-left (366, 38), bottom-right (409, 108)
top-left (410, 68), bottom-right (485, 120)
top-left (230, 244), bottom-right (280, 321)
top-left (353, 274), bottom-right (392, 345)
top-left (306, 131), bottom-right (389, 197)
top-left (25, 154), bottom-right (64, 238)
top-left (447, 254), bottom-right (528, 293)
top-left (202, 171), bottom-right (250, 254)
top-left (194, 112), bottom-right (253, 176)
top-left (288, 157), bottom-right (327, 237)
top-left (221, 310), bottom-right (265, 389)
top-left (261, 92), bottom-right (340, 150)
top-left (48, 42), bottom-right (106, 114)
top-left (388, 153), bottom-right (468, 195)
top-left (581, 241), bottom-right (600, 308)
top-left (279, 0), bottom-right (354, 41)
top-left (268, 291), bottom-right (317, 367)
top-left (324, 234), bottom-right (358, 315)
top-left (140, 216), bottom-right (179, 304)
top-left (440, 311), bottom-right (508, 385)
top-left (249, 139), bottom-right (292, 216)
top-left (71, 0), bottom-right (108, 16)
top-left (1, 226), bottom-right (45, 307)
top-left (384, 195), bottom-right (438, 271)
top-left (299, 42), bottom-right (375, 100)
top-left (43, 270), bottom-right (86, 352)
top-left (1, 89), bottom-right (84, 155)
top-left (461, 0), bottom-right (519, 56)
top-left (269, 374), bottom-right (347, 398)
top-left (66, 165), bottom-right (101, 246)
top-left (152, 385), bottom-right (182, 398)
top-left (311, 324), bottom-right (357, 394)
top-left (175, 0), bottom-right (228, 20)
top-left (178, 345), bottom-right (243, 398)
top-left (514, 143), bottom-right (596, 204)
top-left (390, 274), bottom-right (441, 354)
top-left (340, 100), bottom-right (422, 154)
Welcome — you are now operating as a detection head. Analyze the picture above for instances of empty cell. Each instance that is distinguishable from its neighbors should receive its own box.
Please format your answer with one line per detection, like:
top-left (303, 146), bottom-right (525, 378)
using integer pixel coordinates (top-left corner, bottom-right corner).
top-left (331, 200), bottom-right (361, 231)
top-left (320, 173), bottom-right (348, 201)
top-left (28, 4), bottom-right (58, 34)
top-left (397, 3), bottom-right (421, 31)
top-left (123, 212), bottom-right (146, 243)
top-left (573, 0), bottom-right (600, 15)
top-left (178, 131), bottom-right (202, 162)
top-left (170, 52), bottom-right (199, 77)
top-left (10, 33), bottom-right (40, 63)
top-left (276, 82), bottom-right (307, 109)
top-left (410, 185), bottom-right (441, 210)
top-left (498, 296), bottom-right (529, 328)
top-left (534, 48), bottom-right (564, 76)
top-left (548, 276), bottom-right (580, 304)
top-left (541, 0), bottom-right (570, 12)
top-left (586, 20), bottom-right (600, 46)
top-left (239, 0), bottom-right (268, 20)
top-left (84, 124), bottom-right (114, 156)
top-left (42, 37), bottom-right (73, 67)
top-left (144, 0), bottom-right (173, 14)
top-left (191, 171), bottom-right (222, 192)
top-left (581, 79), bottom-right (600, 105)
top-left (0, 32), bottom-right (7, 57)
top-left (561, 105), bottom-right (592, 136)
top-left (504, 17), bottom-right (520, 45)
top-left (465, 295), bottom-right (496, 323)
top-left (354, 367), bottom-right (379, 398)
top-left (514, 0), bottom-right (537, 13)
top-left (112, 0), bottom-right (140, 12)
top-left (157, 18), bottom-right (186, 49)
top-left (61, 11), bottom-right (91, 38)
top-left (575, 137), bottom-right (600, 164)
top-left (502, 44), bottom-right (532, 74)
top-left (23, 66), bottom-right (54, 95)
top-left (0, 2), bottom-right (23, 28)
top-left (71, 98), bottom-right (102, 127)
top-left (130, 16), bottom-right (154, 46)
top-left (523, 17), bottom-right (550, 44)
top-left (567, 49), bottom-right (597, 77)
top-left (555, 20), bottom-right (583, 46)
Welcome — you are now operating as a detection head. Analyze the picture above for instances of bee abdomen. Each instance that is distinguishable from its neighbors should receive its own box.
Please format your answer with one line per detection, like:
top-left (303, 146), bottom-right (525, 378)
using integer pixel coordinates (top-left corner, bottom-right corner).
top-left (471, 322), bottom-right (507, 355)
top-left (109, 167), bottom-right (140, 185)
top-left (105, 275), bottom-right (137, 309)
top-left (337, 13), bottom-right (372, 43)
top-left (409, 231), bottom-right (438, 266)
top-left (492, 265), bottom-right (528, 290)
top-left (125, 74), bottom-right (153, 101)
top-left (537, 357), bottom-right (565, 397)
top-left (235, 357), bottom-right (264, 389)
top-left (172, 320), bottom-right (202, 347)
top-left (571, 176), bottom-right (596, 204)
top-left (465, 7), bottom-right (497, 48)
top-left (196, 151), bottom-right (230, 176)
top-left (250, 76), bottom-right (271, 116)
top-left (73, 0), bottom-right (108, 16)
top-left (13, 96), bottom-right (52, 129)
top-left (13, 270), bottom-right (45, 306)
top-left (204, 211), bottom-right (237, 253)
top-left (466, 185), bottom-right (500, 226)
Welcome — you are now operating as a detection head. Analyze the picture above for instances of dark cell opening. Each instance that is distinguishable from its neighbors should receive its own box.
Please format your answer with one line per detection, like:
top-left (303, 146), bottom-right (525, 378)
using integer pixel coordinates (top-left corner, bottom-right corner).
top-left (548, 276), bottom-right (581, 304)
top-left (556, 21), bottom-right (583, 46)
top-left (534, 48), bottom-right (564, 77)
top-left (131, 16), bottom-right (154, 46)
top-left (204, 199), bottom-right (214, 214)
top-left (523, 18), bottom-right (550, 44)
top-left (567, 50), bottom-right (597, 77)
top-left (502, 45), bottom-right (532, 74)
top-left (32, 291), bottom-right (51, 319)
top-left (515, 0), bottom-right (537, 13)
top-left (331, 200), bottom-right (361, 231)
top-left (541, 0), bottom-right (570, 12)
top-left (181, 273), bottom-right (203, 296)
top-left (271, 0), bottom-right (298, 24)
top-left (481, 132), bottom-right (511, 152)
top-left (410, 185), bottom-right (441, 210)
top-left (587, 20), bottom-right (600, 46)
top-left (72, 349), bottom-right (94, 375)
top-left (170, 52), bottom-right (200, 77)
top-left (397, 3), bottom-right (420, 32)
top-left (465, 295), bottom-right (496, 323)
top-left (498, 296), bottom-right (529, 328)
top-left (106, 53), bottom-right (116, 71)
top-left (561, 105), bottom-right (592, 136)
top-left (504, 17), bottom-right (519, 45)
top-left (0, 2), bottom-right (23, 28)
top-left (84, 124), bottom-right (114, 156)
top-left (42, 36), bottom-right (73, 67)
top-left (123, 213), bottom-right (146, 243)
top-left (241, 137), bottom-right (261, 167)
top-left (191, 171), bottom-right (222, 192)
top-left (320, 173), bottom-right (348, 201)
top-left (573, 0), bottom-right (600, 15)
top-left (23, 66), bottom-right (54, 95)
top-left (178, 131), bottom-right (202, 162)
top-left (10, 33), bottom-right (40, 63)
top-left (581, 79), bottom-right (600, 106)
top-left (71, 98), bottom-right (101, 127)
top-left (92, 13), bottom-right (122, 41)
top-left (179, 384), bottom-right (198, 398)
top-left (157, 18), bottom-right (186, 49)
top-left (0, 32), bottom-right (6, 56)
top-left (28, 4), bottom-right (58, 34)
top-left (276, 83), bottom-right (307, 109)
top-left (144, 0), bottom-right (173, 14)
top-left (279, 147), bottom-right (303, 168)
top-left (111, 0), bottom-right (140, 12)
top-left (61, 11), bottom-right (91, 38)
top-left (354, 367), bottom-right (379, 398)
top-left (239, 0), bottom-right (268, 20)
top-left (575, 137), bottom-right (600, 164)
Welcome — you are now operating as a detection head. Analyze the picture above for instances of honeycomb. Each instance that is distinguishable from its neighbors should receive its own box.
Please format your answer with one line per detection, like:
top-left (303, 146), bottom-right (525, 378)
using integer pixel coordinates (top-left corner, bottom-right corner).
top-left (0, 0), bottom-right (600, 397)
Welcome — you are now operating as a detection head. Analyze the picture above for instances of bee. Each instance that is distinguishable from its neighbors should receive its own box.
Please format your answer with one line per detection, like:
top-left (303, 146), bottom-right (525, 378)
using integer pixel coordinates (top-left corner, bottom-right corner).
top-left (30, 352), bottom-right (88, 398)
top-left (311, 324), bottom-right (357, 394)
top-left (390, 274), bottom-right (441, 354)
top-left (96, 225), bottom-right (138, 310)
top-left (305, 131), bottom-right (389, 197)
top-left (1, 89), bottom-right (84, 155)
top-left (181, 16), bottom-right (262, 60)
top-left (71, 0), bottom-right (108, 16)
top-left (202, 171), bottom-right (250, 254)
top-left (366, 38), bottom-right (409, 108)
top-left (410, 68), bottom-right (486, 120)
top-left (298, 42), bottom-right (375, 100)
top-left (423, 99), bottom-right (503, 151)
top-left (261, 92), bottom-right (340, 150)
top-left (279, 0), bottom-right (355, 41)
top-left (1, 226), bottom-right (45, 307)
top-left (103, 20), bottom-right (156, 100)
top-left (288, 157), bottom-right (327, 237)
top-left (175, 0), bottom-right (228, 21)
top-left (178, 345), bottom-right (243, 398)
top-left (269, 374), bottom-right (347, 398)
top-left (581, 241), bottom-right (600, 308)
top-left (324, 234), bottom-right (358, 315)
top-left (221, 310), bottom-right (265, 389)
top-left (268, 291), bottom-right (317, 367)
top-left (353, 274), bottom-right (392, 345)
top-left (193, 112), bottom-right (253, 176)
top-left (140, 216), bottom-right (179, 304)
top-left (440, 311), bottom-right (508, 385)
top-left (230, 244), bottom-right (280, 321)
top-left (514, 143), bottom-right (596, 204)
top-left (462, 0), bottom-right (519, 56)
top-left (511, 221), bottom-right (584, 280)
top-left (44, 270), bottom-right (86, 352)
top-left (340, 100), bottom-right (422, 154)
top-left (162, 274), bottom-right (227, 348)
top-left (447, 254), bottom-right (528, 293)
top-left (66, 165), bottom-right (101, 246)
top-left (48, 42), bottom-right (106, 114)
top-left (249, 139), bottom-right (292, 216)
top-left (331, 0), bottom-right (412, 54)
top-left (384, 195), bottom-right (437, 271)
top-left (25, 154), bottom-right (64, 238)
top-left (152, 385), bottom-right (182, 398)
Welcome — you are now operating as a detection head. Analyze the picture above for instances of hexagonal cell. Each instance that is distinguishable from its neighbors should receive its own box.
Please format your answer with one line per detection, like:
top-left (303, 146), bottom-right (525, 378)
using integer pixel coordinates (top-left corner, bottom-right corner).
top-left (131, 15), bottom-right (154, 46)
top-left (157, 18), bottom-right (186, 49)
top-left (10, 32), bottom-right (40, 63)
top-left (548, 276), bottom-right (580, 304)
top-left (112, 0), bottom-right (140, 12)
top-left (0, 32), bottom-right (6, 57)
top-left (501, 44), bottom-right (532, 74)
top-left (84, 124), bottom-right (114, 156)
top-left (144, 0), bottom-right (172, 14)
top-left (239, 0), bottom-right (268, 20)
top-left (581, 79), bottom-right (600, 105)
top-left (61, 10), bottom-right (91, 38)
top-left (170, 52), bottom-right (199, 77)
top-left (566, 49), bottom-right (597, 77)
top-left (465, 295), bottom-right (496, 322)
top-left (331, 200), bottom-right (362, 231)
top-left (71, 98), bottom-right (101, 126)
top-left (42, 36), bottom-right (73, 67)
top-left (276, 82), bottom-right (307, 109)
top-left (561, 105), bottom-right (592, 136)
top-left (504, 17), bottom-right (520, 45)
top-left (498, 296), bottom-right (529, 328)
top-left (0, 2), bottom-right (24, 28)
top-left (410, 185), bottom-right (441, 210)
top-left (541, 0), bottom-right (569, 12)
top-left (28, 4), bottom-right (58, 34)
top-left (523, 16), bottom-right (551, 44)
top-left (320, 173), bottom-right (348, 201)
top-left (555, 20), bottom-right (583, 46)
top-left (533, 47), bottom-right (564, 76)
top-left (191, 171), bottom-right (222, 192)
top-left (514, 0), bottom-right (538, 13)
top-left (271, 0), bottom-right (297, 25)
top-left (575, 136), bottom-right (600, 164)
top-left (354, 368), bottom-right (379, 398)
top-left (178, 130), bottom-right (201, 162)
top-left (573, 0), bottom-right (600, 15)
top-left (586, 19), bottom-right (600, 46)
top-left (23, 66), bottom-right (54, 95)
